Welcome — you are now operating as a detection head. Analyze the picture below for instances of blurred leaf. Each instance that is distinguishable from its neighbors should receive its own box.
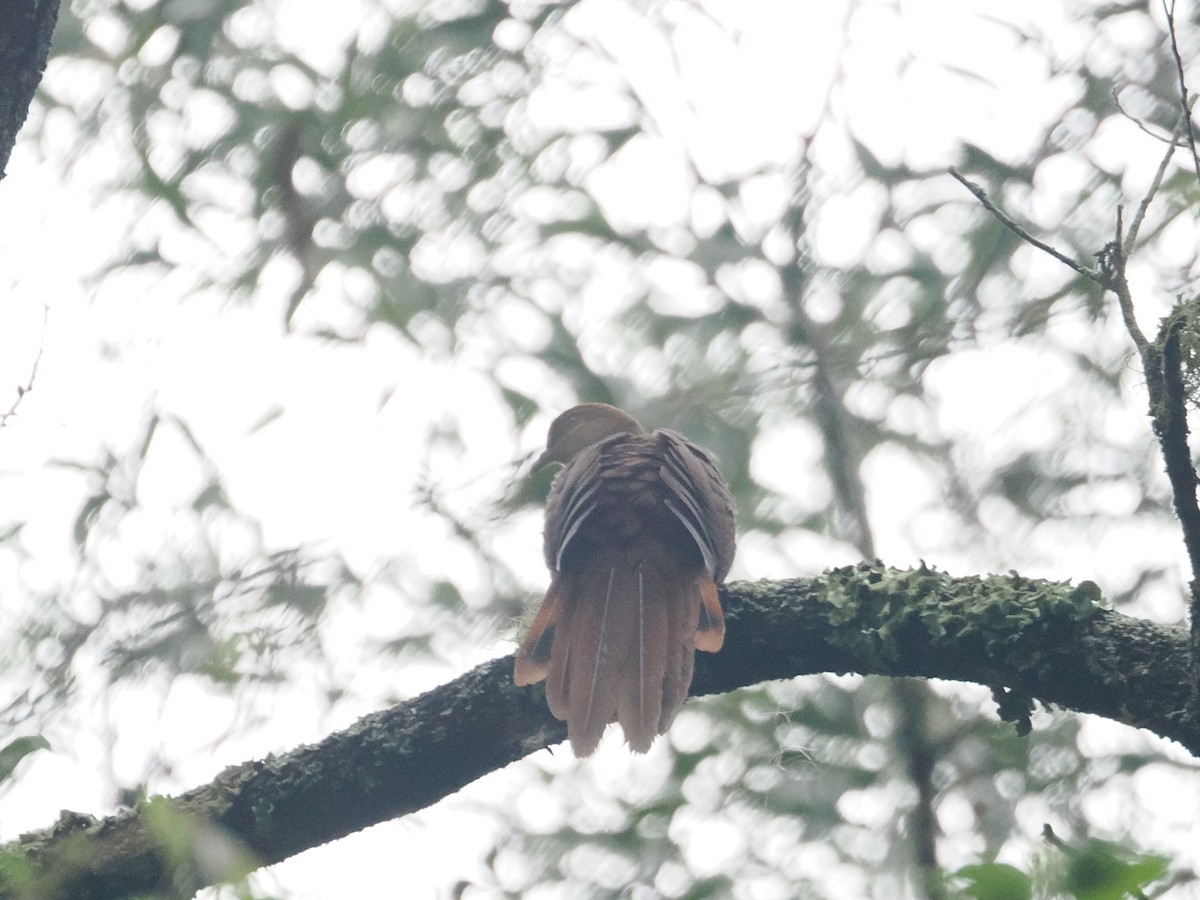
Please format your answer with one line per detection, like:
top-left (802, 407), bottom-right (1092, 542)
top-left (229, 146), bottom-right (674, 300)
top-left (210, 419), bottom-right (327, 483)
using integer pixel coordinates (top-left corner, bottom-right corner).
top-left (192, 480), bottom-right (228, 512)
top-left (199, 636), bottom-right (244, 686)
top-left (430, 580), bottom-right (464, 612)
top-left (265, 584), bottom-right (328, 617)
top-left (954, 863), bottom-right (1032, 900)
top-left (72, 492), bottom-right (109, 548)
top-left (1063, 842), bottom-right (1168, 900)
top-left (499, 387), bottom-right (540, 428)
top-left (0, 736), bottom-right (50, 785)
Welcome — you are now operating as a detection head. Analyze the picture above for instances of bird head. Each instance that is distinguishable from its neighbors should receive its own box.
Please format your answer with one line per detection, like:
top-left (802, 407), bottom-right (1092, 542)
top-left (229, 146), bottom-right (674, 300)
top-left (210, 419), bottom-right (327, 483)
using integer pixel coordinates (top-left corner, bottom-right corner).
top-left (533, 403), bottom-right (644, 470)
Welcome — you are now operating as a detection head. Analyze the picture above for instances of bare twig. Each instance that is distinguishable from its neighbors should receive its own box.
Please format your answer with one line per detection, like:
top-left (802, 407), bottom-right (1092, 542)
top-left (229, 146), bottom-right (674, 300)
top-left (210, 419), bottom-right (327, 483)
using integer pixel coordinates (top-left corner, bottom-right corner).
top-left (1163, 0), bottom-right (1200, 188)
top-left (0, 303), bottom-right (48, 427)
top-left (1112, 86), bottom-right (1190, 147)
top-left (948, 168), bottom-right (1104, 285)
top-left (1125, 101), bottom-right (1193, 251)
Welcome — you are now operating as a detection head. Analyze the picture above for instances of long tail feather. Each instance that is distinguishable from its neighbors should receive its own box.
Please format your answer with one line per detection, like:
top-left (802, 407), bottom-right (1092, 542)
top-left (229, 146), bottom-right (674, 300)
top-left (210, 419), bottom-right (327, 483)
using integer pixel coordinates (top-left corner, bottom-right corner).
top-left (581, 567), bottom-right (618, 742)
top-left (557, 554), bottom-right (632, 754)
top-left (658, 570), bottom-right (697, 734)
top-left (529, 546), bottom-right (711, 755)
top-left (615, 562), bottom-right (668, 751)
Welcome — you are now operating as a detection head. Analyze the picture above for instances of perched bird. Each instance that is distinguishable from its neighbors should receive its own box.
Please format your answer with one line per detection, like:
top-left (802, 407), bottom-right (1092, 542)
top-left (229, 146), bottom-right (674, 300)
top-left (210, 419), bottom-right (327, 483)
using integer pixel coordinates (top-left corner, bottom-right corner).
top-left (514, 403), bottom-right (736, 756)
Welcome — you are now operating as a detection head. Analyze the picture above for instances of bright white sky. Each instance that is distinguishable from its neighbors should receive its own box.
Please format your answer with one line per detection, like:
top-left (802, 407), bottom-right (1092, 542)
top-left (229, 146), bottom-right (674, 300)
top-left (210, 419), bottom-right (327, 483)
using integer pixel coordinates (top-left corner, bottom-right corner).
top-left (1, 0), bottom-right (1198, 897)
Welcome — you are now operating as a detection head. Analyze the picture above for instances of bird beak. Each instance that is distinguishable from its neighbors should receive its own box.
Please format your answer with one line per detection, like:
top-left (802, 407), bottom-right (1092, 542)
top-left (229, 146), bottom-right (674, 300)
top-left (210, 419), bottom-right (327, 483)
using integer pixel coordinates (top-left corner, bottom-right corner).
top-left (532, 449), bottom-right (556, 471)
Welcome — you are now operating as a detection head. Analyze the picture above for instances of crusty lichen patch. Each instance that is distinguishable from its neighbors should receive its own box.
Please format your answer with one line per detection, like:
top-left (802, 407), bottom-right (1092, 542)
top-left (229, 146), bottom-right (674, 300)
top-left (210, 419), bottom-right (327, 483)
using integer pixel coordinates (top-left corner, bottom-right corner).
top-left (813, 562), bottom-right (1104, 734)
top-left (818, 562), bottom-right (1101, 665)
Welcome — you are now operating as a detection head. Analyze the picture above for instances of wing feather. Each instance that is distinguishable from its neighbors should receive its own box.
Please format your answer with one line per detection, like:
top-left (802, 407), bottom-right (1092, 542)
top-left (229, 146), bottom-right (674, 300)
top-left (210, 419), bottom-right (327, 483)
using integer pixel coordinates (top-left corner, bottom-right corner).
top-left (657, 430), bottom-right (736, 581)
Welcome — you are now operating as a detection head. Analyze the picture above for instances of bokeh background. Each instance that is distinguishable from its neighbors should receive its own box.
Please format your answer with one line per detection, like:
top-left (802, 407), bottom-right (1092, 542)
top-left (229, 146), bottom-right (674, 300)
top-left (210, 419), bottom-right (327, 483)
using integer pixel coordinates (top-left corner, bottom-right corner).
top-left (2, 0), bottom-right (1199, 897)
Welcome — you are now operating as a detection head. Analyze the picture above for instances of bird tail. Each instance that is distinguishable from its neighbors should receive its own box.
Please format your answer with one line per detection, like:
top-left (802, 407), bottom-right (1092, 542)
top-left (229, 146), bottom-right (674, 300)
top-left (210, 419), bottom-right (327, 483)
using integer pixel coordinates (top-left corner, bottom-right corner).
top-left (514, 547), bottom-right (725, 756)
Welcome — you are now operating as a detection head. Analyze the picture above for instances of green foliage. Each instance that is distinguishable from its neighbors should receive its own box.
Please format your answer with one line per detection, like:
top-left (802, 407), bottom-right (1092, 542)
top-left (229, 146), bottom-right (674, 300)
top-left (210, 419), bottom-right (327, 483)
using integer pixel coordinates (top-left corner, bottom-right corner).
top-left (954, 831), bottom-right (1174, 900)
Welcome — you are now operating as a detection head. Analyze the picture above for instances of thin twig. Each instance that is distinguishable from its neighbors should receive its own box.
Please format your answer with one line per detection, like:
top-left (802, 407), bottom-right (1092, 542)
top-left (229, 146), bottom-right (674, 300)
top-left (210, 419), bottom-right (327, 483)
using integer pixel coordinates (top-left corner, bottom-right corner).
top-left (1112, 86), bottom-right (1190, 147)
top-left (0, 304), bottom-right (49, 427)
top-left (948, 168), bottom-right (1103, 285)
top-left (1125, 101), bottom-right (1193, 251)
top-left (1163, 0), bottom-right (1200, 188)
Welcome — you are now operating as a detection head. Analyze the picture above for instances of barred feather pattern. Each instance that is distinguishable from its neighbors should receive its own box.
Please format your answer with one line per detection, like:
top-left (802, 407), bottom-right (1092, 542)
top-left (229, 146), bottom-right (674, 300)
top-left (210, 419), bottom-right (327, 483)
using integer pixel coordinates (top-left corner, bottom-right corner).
top-left (516, 423), bottom-right (736, 756)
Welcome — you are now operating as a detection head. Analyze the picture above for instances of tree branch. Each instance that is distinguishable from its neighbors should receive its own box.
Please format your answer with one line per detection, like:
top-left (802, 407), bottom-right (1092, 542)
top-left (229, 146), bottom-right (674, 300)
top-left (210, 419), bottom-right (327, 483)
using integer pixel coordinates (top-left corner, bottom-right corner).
top-left (1095, 232), bottom-right (1200, 714)
top-left (1124, 100), bottom-right (1191, 252)
top-left (2, 564), bottom-right (1194, 899)
top-left (948, 168), bottom-right (1104, 285)
top-left (953, 151), bottom-right (1200, 721)
top-left (1154, 311), bottom-right (1200, 715)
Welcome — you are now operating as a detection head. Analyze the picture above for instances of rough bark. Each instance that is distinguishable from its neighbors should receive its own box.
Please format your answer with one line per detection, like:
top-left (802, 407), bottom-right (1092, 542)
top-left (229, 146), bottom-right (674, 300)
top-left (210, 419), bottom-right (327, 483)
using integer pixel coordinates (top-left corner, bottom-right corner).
top-left (0, 563), bottom-right (1191, 899)
top-left (0, 0), bottom-right (60, 178)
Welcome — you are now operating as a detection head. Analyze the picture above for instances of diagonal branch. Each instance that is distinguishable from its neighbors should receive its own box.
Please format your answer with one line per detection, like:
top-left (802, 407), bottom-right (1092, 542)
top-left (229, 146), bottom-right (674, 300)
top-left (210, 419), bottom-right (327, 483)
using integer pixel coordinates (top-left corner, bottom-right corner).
top-left (948, 168), bottom-right (1104, 285)
top-left (2, 564), bottom-right (1195, 900)
top-left (1124, 101), bottom-right (1192, 252)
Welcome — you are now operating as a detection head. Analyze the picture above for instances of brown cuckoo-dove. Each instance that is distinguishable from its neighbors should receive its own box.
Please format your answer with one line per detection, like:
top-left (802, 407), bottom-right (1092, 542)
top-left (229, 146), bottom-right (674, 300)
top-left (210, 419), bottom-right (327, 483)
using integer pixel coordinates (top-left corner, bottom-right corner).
top-left (514, 403), bottom-right (736, 756)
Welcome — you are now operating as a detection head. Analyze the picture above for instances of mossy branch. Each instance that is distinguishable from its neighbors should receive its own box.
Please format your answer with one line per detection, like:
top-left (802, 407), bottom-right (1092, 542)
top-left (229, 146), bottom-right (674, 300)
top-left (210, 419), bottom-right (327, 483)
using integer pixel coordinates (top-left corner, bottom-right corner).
top-left (1, 563), bottom-right (1193, 900)
top-left (953, 159), bottom-right (1200, 722)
